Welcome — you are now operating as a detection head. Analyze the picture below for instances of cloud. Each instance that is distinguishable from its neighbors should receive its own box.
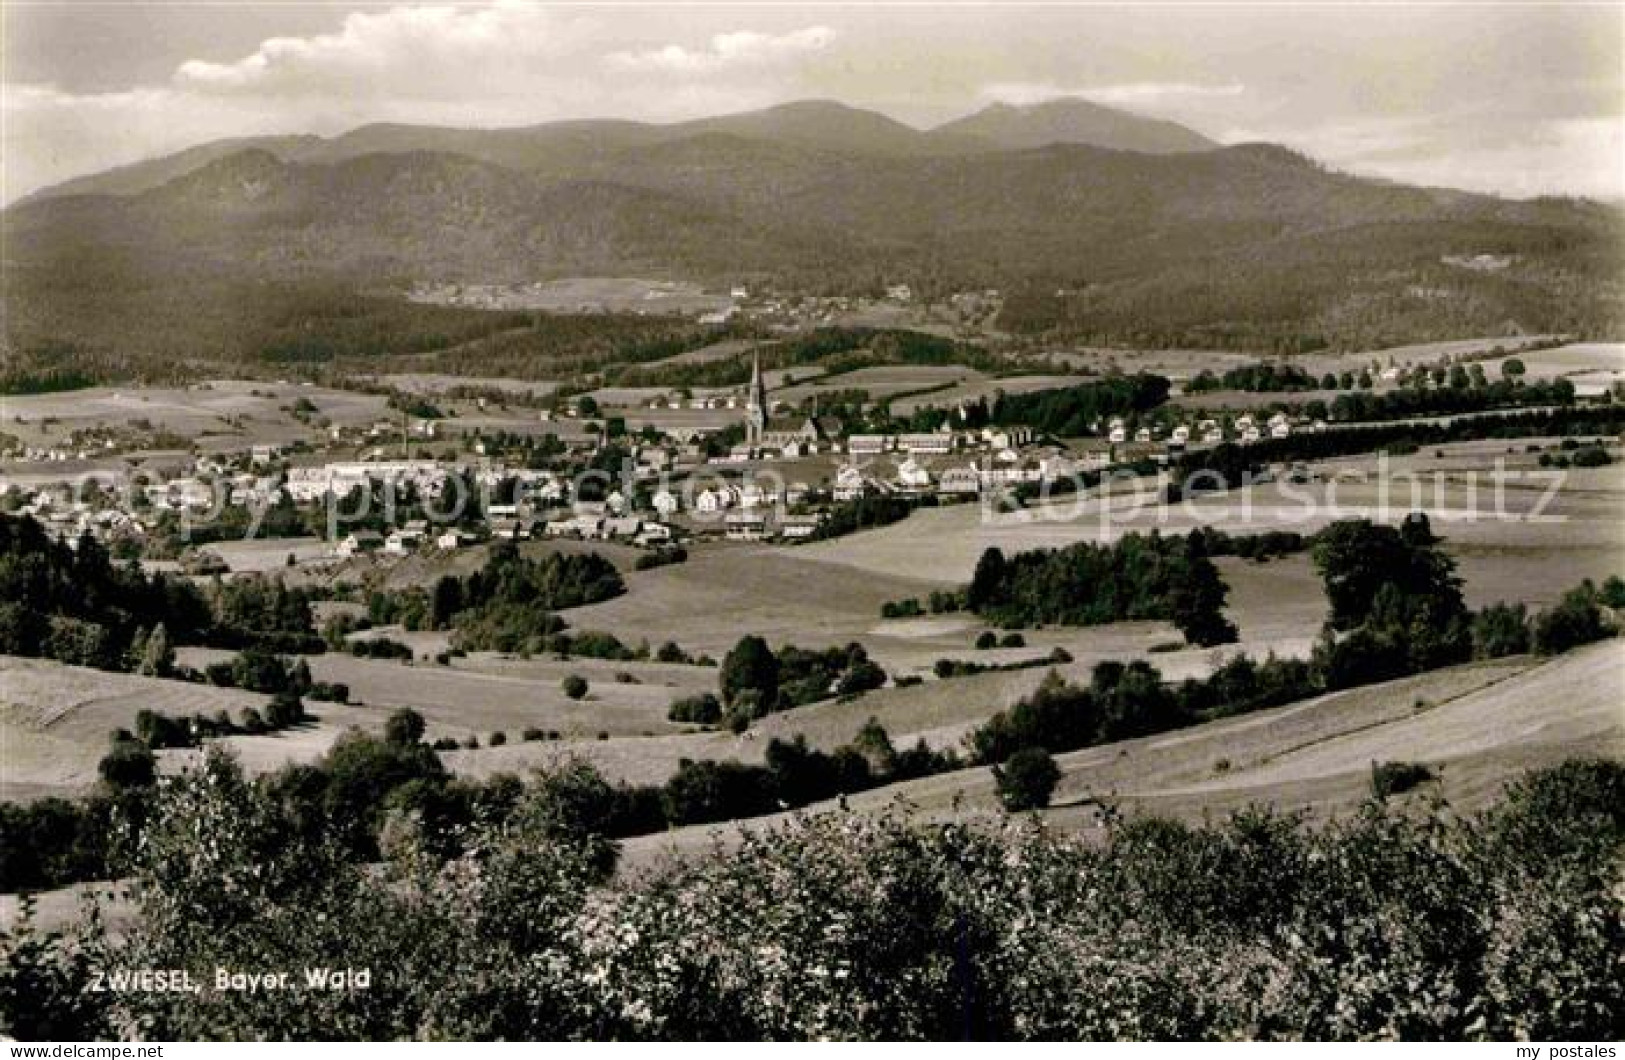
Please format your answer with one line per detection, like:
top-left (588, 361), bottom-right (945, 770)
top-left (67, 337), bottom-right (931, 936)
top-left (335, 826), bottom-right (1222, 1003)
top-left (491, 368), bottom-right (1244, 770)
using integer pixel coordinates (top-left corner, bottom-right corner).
top-left (606, 27), bottom-right (835, 75)
top-left (981, 81), bottom-right (1245, 108)
top-left (2, 5), bottom-right (839, 200)
top-left (173, 2), bottom-right (594, 99)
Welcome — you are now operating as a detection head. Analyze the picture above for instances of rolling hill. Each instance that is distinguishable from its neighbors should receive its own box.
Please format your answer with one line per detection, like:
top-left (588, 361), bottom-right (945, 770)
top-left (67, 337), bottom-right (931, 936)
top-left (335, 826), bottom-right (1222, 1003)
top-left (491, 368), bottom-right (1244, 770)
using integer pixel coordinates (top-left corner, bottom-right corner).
top-left (4, 99), bottom-right (1621, 378)
top-left (932, 98), bottom-right (1219, 154)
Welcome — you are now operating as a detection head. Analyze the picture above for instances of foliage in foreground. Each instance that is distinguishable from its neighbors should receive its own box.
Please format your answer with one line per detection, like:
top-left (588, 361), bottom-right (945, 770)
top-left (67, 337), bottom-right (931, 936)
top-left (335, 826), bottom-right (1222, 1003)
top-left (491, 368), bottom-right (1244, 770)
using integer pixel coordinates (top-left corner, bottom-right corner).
top-left (3, 755), bottom-right (1621, 1041)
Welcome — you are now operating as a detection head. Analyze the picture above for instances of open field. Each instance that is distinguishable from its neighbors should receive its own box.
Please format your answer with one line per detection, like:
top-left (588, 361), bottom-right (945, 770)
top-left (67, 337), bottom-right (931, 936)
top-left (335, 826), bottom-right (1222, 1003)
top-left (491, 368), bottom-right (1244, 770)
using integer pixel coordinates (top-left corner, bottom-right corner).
top-left (0, 381), bottom-right (391, 449)
top-left (887, 373), bottom-right (1089, 414)
top-left (797, 445), bottom-right (1625, 599)
top-left (409, 277), bottom-right (731, 315)
top-left (774, 365), bottom-right (983, 404)
top-left (1044, 336), bottom-right (1567, 388)
top-left (365, 374), bottom-right (559, 398)
top-left (1505, 342), bottom-right (1625, 395)
top-left (620, 639), bottom-right (1625, 871)
top-left (563, 544), bottom-right (949, 662)
top-left (0, 657), bottom-right (269, 801)
top-left (200, 536), bottom-right (335, 573)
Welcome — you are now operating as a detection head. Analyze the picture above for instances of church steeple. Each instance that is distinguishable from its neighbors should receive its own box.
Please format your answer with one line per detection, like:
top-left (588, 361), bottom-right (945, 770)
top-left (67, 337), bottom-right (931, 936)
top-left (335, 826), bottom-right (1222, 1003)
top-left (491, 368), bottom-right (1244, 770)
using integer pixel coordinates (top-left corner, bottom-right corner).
top-left (745, 350), bottom-right (768, 447)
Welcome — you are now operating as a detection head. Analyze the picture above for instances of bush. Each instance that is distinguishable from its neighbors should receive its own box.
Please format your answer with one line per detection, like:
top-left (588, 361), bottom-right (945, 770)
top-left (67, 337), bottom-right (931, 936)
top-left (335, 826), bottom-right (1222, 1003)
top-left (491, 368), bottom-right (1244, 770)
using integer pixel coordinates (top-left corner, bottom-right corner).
top-left (97, 741), bottom-right (156, 791)
top-left (384, 709), bottom-right (426, 746)
top-left (1532, 586), bottom-right (1613, 656)
top-left (999, 632), bottom-right (1026, 649)
top-left (994, 747), bottom-right (1061, 811)
top-left (562, 674), bottom-right (589, 700)
top-left (1370, 760), bottom-right (1434, 799)
top-left (975, 631), bottom-right (998, 650)
top-left (489, 732), bottom-right (507, 747)
top-left (668, 693), bottom-right (723, 725)
top-left (1471, 602), bottom-right (1530, 658)
top-left (263, 692), bottom-right (305, 729)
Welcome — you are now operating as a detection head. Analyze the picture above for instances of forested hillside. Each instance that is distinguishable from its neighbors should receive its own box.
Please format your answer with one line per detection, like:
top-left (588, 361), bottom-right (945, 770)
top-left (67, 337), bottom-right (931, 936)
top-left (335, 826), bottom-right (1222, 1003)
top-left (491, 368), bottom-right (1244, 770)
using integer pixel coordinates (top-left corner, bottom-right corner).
top-left (4, 101), bottom-right (1620, 383)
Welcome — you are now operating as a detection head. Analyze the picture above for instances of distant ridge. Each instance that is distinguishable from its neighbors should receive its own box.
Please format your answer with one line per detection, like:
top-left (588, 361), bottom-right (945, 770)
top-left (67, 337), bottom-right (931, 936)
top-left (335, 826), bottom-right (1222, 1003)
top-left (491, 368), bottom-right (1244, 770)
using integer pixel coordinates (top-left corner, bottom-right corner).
top-left (929, 98), bottom-right (1219, 154)
top-left (16, 97), bottom-right (1217, 204)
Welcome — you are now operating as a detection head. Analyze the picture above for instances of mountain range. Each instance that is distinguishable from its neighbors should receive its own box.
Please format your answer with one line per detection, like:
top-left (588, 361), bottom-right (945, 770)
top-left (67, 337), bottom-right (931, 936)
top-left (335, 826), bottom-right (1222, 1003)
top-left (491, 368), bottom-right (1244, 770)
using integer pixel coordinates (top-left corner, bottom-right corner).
top-left (4, 98), bottom-right (1620, 372)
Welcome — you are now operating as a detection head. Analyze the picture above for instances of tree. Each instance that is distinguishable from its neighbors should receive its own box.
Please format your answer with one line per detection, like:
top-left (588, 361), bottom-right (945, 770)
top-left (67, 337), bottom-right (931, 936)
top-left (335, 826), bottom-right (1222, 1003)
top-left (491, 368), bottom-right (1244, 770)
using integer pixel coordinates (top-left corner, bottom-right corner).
top-left (668, 693), bottom-right (722, 725)
top-left (994, 747), bottom-right (1060, 811)
top-left (264, 691), bottom-right (305, 729)
top-left (1472, 603), bottom-right (1530, 659)
top-left (138, 622), bottom-right (174, 677)
top-left (967, 548), bottom-right (1008, 611)
top-left (1502, 357), bottom-right (1526, 378)
top-left (1312, 518), bottom-right (1463, 631)
top-left (562, 674), bottom-right (589, 700)
top-left (430, 576), bottom-right (464, 630)
top-left (720, 635), bottom-right (778, 708)
top-left (98, 740), bottom-right (156, 791)
top-left (384, 708), bottom-right (427, 746)
top-left (1531, 586), bottom-right (1612, 656)
top-left (1168, 545), bottom-right (1239, 647)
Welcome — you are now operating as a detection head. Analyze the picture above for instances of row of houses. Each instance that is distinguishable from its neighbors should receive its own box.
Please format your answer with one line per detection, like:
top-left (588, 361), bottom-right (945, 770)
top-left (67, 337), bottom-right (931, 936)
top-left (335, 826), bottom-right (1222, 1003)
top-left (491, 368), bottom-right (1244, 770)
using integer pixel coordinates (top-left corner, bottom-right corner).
top-left (1105, 412), bottom-right (1300, 446)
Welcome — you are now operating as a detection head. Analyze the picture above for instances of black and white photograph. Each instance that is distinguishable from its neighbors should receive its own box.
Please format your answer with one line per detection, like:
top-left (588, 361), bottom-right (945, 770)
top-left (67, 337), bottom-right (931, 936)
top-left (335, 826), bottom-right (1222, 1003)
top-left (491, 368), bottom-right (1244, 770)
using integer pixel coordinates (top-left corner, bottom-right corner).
top-left (1, 0), bottom-right (1622, 1044)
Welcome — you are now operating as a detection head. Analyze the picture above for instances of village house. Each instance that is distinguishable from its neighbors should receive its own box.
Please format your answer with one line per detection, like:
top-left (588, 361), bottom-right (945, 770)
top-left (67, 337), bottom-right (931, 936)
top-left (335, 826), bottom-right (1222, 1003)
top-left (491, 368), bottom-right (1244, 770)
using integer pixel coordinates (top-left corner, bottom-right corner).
top-left (938, 466), bottom-right (982, 496)
top-left (383, 526), bottom-right (425, 556)
top-left (436, 528), bottom-right (473, 550)
top-left (898, 431), bottom-right (955, 456)
top-left (492, 517), bottom-right (528, 541)
top-left (604, 516), bottom-right (643, 541)
top-left (633, 522), bottom-right (674, 547)
top-left (724, 510), bottom-right (770, 541)
top-left (694, 486), bottom-right (740, 515)
top-left (896, 457), bottom-right (934, 490)
top-left (336, 530), bottom-right (384, 557)
top-left (775, 513), bottom-right (822, 540)
top-left (846, 434), bottom-right (891, 458)
top-left (652, 488), bottom-right (681, 517)
top-left (833, 464), bottom-right (871, 501)
top-left (739, 481), bottom-right (784, 509)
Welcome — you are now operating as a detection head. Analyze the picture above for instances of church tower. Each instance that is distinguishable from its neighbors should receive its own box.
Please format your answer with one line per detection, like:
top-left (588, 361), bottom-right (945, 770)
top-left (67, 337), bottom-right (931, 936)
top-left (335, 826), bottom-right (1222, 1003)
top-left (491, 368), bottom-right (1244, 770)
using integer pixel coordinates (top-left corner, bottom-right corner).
top-left (745, 350), bottom-right (768, 448)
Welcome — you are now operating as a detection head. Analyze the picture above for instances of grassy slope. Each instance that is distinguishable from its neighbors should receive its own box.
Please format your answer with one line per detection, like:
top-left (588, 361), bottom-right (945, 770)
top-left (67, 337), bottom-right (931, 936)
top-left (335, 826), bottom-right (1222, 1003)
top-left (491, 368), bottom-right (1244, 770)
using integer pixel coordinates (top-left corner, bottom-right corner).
top-left (620, 639), bottom-right (1625, 871)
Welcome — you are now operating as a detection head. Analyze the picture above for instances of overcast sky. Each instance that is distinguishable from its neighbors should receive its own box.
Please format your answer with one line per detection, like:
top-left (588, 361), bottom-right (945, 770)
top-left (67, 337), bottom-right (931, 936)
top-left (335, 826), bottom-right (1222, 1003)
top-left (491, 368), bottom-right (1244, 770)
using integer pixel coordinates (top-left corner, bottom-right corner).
top-left (4, 2), bottom-right (1621, 203)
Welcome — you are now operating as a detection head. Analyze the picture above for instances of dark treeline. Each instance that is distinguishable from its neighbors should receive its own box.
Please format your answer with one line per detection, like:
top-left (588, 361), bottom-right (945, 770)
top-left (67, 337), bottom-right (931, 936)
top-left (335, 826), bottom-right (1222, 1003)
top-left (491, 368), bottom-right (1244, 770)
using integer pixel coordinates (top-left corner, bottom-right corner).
top-left (4, 276), bottom-right (535, 385)
top-left (718, 637), bottom-right (889, 721)
top-left (988, 373), bottom-right (1170, 436)
top-left (1170, 405), bottom-right (1625, 494)
top-left (1187, 363), bottom-right (1318, 393)
top-left (806, 494), bottom-right (929, 541)
top-left (881, 373), bottom-right (1171, 436)
top-left (965, 531), bottom-right (1238, 647)
top-left (362, 544), bottom-right (625, 653)
top-left (0, 515), bottom-right (211, 668)
top-left (1327, 376), bottom-right (1576, 422)
top-left (0, 360), bottom-right (96, 397)
top-left (0, 511), bottom-right (326, 666)
top-left (438, 314), bottom-right (758, 382)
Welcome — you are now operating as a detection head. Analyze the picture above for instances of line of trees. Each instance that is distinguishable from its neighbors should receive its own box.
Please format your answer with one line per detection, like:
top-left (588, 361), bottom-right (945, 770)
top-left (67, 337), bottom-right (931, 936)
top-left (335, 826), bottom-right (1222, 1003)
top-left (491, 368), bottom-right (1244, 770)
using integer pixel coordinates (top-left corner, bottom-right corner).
top-left (7, 750), bottom-right (1622, 1039)
top-left (965, 531), bottom-right (1239, 647)
top-left (1187, 363), bottom-right (1318, 393)
top-left (967, 516), bottom-right (1620, 766)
